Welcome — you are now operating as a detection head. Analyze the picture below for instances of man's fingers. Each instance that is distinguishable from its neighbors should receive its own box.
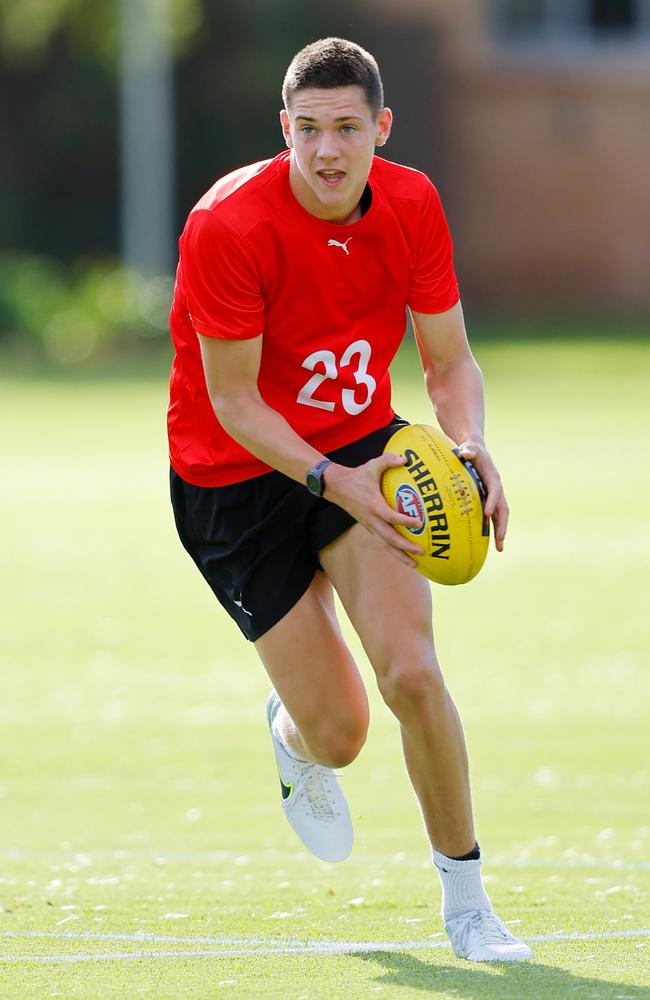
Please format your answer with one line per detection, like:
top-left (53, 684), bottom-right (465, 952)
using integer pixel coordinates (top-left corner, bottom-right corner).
top-left (368, 510), bottom-right (423, 558)
top-left (375, 496), bottom-right (423, 540)
top-left (467, 454), bottom-right (499, 519)
top-left (459, 442), bottom-right (497, 518)
top-left (457, 443), bottom-right (508, 551)
top-left (367, 451), bottom-right (404, 489)
top-left (382, 523), bottom-right (423, 556)
top-left (483, 485), bottom-right (507, 545)
top-left (370, 451), bottom-right (406, 474)
top-left (492, 500), bottom-right (509, 552)
top-left (387, 508), bottom-right (423, 533)
top-left (483, 478), bottom-right (499, 518)
top-left (366, 455), bottom-right (423, 533)
top-left (458, 443), bottom-right (477, 461)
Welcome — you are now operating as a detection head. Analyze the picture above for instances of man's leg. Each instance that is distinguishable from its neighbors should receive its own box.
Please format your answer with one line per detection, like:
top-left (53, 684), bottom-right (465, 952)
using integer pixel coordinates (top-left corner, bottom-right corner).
top-left (319, 523), bottom-right (474, 856)
top-left (255, 569), bottom-right (369, 768)
top-left (318, 523), bottom-right (532, 961)
top-left (254, 569), bottom-right (369, 862)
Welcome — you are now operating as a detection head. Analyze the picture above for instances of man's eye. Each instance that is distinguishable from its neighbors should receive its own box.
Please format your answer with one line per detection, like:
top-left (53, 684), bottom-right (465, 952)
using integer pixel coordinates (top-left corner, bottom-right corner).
top-left (340, 125), bottom-right (356, 134)
top-left (300, 126), bottom-right (316, 135)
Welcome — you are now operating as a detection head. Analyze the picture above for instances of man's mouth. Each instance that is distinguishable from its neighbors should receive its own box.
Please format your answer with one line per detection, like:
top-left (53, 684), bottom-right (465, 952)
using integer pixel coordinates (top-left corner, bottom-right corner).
top-left (317, 169), bottom-right (346, 187)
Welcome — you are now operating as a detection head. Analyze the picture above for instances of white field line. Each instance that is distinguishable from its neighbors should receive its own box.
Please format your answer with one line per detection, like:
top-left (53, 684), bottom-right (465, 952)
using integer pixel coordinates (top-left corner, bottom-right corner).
top-left (0, 928), bottom-right (648, 964)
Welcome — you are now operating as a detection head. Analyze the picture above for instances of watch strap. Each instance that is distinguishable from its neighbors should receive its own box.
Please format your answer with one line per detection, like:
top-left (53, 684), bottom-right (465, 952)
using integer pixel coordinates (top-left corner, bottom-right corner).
top-left (306, 458), bottom-right (332, 497)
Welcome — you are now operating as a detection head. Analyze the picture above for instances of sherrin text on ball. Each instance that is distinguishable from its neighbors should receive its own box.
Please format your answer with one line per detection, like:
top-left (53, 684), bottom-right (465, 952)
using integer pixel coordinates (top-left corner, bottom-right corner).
top-left (381, 424), bottom-right (490, 585)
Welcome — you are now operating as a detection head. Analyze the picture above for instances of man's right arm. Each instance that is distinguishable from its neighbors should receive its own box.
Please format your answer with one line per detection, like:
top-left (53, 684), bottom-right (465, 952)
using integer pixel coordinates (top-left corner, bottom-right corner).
top-left (198, 332), bottom-right (422, 566)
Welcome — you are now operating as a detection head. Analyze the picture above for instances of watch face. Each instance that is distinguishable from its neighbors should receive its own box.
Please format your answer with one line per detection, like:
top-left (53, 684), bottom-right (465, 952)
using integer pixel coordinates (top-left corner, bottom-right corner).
top-left (306, 470), bottom-right (322, 496)
top-left (306, 459), bottom-right (330, 497)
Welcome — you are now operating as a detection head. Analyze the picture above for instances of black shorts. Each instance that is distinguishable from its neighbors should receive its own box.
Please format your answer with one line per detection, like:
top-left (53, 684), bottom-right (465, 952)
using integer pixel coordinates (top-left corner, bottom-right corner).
top-left (170, 417), bottom-right (408, 642)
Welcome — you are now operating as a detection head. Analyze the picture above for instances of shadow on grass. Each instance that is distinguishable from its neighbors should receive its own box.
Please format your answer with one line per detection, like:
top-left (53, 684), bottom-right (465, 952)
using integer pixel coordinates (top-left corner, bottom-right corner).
top-left (354, 949), bottom-right (649, 999)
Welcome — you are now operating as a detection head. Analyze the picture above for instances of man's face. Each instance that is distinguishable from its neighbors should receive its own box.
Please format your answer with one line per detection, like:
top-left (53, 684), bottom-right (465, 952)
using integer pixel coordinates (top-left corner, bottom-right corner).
top-left (280, 86), bottom-right (392, 224)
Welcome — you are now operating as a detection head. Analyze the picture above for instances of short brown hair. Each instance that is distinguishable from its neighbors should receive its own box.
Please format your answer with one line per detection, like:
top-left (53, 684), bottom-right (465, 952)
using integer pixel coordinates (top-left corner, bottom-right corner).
top-left (282, 38), bottom-right (384, 116)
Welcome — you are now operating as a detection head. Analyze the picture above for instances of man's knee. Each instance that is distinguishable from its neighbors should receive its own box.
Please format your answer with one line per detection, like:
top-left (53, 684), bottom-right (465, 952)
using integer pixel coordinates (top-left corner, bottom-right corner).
top-left (377, 651), bottom-right (446, 717)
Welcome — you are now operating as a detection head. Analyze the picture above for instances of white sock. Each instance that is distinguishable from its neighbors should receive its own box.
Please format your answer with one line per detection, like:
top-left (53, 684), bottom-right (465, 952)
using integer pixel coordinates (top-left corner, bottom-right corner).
top-left (432, 847), bottom-right (492, 922)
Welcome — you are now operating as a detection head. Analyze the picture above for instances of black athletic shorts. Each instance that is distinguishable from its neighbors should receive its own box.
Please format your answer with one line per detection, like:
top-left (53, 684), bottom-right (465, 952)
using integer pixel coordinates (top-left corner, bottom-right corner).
top-left (170, 416), bottom-right (408, 642)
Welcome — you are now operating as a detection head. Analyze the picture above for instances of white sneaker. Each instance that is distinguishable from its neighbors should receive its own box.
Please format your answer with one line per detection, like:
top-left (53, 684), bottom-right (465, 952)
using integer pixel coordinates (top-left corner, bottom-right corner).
top-left (266, 691), bottom-right (353, 863)
top-left (445, 908), bottom-right (533, 962)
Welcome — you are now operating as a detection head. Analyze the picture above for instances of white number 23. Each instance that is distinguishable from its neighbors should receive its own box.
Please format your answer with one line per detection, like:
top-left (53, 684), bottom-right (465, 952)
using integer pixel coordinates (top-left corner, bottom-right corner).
top-left (296, 339), bottom-right (377, 416)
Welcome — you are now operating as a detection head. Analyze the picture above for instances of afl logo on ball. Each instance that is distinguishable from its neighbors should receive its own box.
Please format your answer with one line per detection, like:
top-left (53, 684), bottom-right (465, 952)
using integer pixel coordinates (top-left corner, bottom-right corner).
top-left (395, 484), bottom-right (426, 535)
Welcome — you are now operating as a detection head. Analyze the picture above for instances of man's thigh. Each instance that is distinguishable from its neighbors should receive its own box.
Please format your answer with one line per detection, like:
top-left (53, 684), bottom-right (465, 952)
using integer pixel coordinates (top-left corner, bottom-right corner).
top-left (318, 524), bottom-right (436, 678)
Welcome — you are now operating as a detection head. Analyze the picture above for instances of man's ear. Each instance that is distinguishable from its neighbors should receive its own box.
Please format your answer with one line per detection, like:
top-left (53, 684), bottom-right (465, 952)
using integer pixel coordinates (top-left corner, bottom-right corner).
top-left (279, 109), bottom-right (293, 148)
top-left (375, 107), bottom-right (393, 147)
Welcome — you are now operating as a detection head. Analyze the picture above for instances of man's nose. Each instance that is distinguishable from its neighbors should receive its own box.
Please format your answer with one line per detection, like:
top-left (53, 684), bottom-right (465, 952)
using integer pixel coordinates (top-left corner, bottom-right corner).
top-left (316, 130), bottom-right (340, 160)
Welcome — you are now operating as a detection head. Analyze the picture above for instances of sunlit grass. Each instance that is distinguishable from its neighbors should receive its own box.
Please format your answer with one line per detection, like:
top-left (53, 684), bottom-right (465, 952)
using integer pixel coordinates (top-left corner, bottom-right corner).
top-left (1, 338), bottom-right (649, 998)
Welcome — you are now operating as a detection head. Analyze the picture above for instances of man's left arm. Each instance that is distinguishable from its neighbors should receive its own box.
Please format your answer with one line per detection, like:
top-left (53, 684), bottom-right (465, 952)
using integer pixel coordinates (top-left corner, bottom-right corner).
top-left (410, 301), bottom-right (509, 551)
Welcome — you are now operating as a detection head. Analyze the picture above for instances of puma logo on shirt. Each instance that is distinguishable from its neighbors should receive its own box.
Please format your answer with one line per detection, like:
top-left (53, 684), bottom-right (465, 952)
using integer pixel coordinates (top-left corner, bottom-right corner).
top-left (327, 237), bottom-right (352, 255)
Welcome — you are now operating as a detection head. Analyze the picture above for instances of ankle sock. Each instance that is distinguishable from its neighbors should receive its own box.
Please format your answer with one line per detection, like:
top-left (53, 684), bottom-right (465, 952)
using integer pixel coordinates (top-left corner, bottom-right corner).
top-left (432, 845), bottom-right (492, 922)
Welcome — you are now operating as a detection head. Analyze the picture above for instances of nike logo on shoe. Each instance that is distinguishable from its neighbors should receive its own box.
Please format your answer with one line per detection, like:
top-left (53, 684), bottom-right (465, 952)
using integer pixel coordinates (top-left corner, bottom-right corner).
top-left (279, 775), bottom-right (293, 800)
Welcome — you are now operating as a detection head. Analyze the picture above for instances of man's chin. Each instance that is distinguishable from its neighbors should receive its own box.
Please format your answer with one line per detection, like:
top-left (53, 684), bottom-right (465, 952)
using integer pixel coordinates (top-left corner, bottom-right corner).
top-left (313, 182), bottom-right (347, 204)
top-left (312, 182), bottom-right (356, 214)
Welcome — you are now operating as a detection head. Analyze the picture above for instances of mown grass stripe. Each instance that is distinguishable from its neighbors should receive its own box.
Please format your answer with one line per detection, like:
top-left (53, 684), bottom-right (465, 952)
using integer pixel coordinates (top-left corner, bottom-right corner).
top-left (1, 849), bottom-right (647, 871)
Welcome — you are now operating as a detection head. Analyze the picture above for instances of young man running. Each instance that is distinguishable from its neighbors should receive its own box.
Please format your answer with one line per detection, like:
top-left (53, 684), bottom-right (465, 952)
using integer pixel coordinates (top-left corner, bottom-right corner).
top-left (168, 38), bottom-right (531, 962)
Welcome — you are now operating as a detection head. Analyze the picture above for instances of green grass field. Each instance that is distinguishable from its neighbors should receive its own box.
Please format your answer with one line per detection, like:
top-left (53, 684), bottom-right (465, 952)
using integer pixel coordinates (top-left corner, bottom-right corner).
top-left (1, 338), bottom-right (649, 999)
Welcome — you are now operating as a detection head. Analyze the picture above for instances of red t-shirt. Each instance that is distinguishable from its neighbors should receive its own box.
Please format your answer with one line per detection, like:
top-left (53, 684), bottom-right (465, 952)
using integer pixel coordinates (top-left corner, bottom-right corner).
top-left (168, 150), bottom-right (459, 486)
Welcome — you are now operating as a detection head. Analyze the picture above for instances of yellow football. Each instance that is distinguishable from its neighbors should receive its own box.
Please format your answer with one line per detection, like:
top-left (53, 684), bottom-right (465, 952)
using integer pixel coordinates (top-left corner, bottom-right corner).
top-left (381, 423), bottom-right (490, 585)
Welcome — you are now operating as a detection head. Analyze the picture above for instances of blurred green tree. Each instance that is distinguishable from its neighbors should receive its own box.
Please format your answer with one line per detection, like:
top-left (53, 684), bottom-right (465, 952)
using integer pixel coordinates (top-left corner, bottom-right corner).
top-left (0, 0), bottom-right (201, 66)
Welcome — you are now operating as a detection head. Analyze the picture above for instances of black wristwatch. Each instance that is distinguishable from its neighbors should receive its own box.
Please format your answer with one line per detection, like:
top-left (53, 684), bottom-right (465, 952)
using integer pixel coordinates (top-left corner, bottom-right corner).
top-left (305, 459), bottom-right (332, 497)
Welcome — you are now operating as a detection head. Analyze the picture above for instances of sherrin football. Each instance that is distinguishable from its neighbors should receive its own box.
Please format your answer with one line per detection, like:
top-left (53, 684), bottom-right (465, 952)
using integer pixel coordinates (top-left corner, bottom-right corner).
top-left (381, 424), bottom-right (490, 585)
